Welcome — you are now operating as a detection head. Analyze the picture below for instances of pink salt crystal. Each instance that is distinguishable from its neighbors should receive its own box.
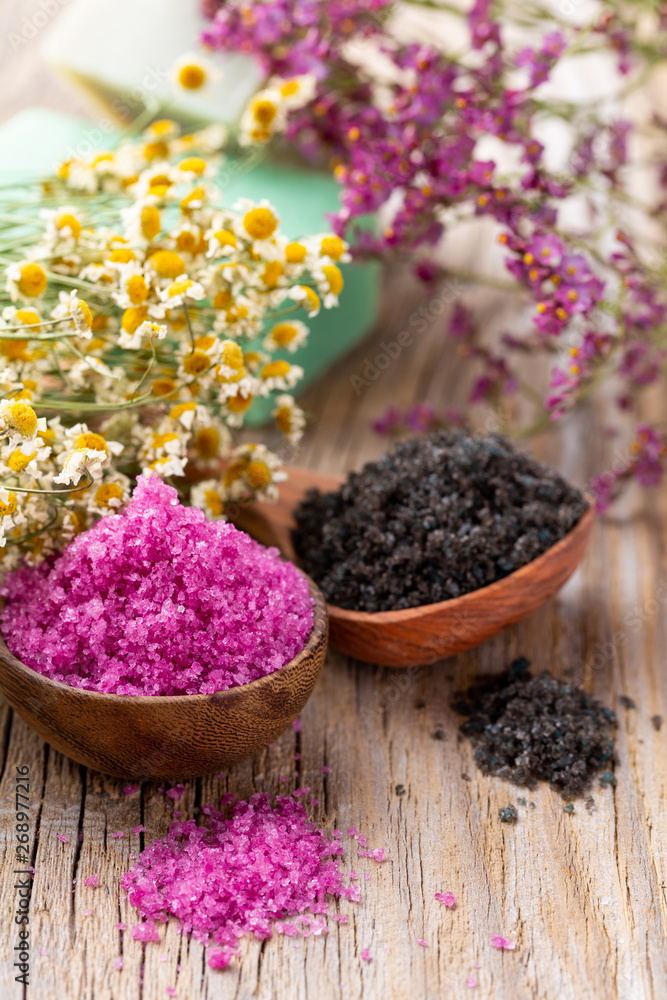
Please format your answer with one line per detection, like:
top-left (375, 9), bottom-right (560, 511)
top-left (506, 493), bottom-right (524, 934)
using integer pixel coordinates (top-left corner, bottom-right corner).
top-left (435, 892), bottom-right (457, 909)
top-left (361, 948), bottom-right (372, 962)
top-left (364, 874), bottom-right (370, 881)
top-left (132, 825), bottom-right (145, 835)
top-left (418, 938), bottom-right (428, 947)
top-left (79, 832), bottom-right (84, 842)
top-left (490, 935), bottom-right (515, 951)
top-left (370, 848), bottom-right (386, 863)
top-left (467, 975), bottom-right (477, 988)
top-left (347, 827), bottom-right (357, 837)
top-left (115, 922), bottom-right (127, 931)
top-left (111, 831), bottom-right (124, 839)
top-left (84, 874), bottom-right (99, 888)
top-left (292, 718), bottom-right (302, 732)
top-left (294, 753), bottom-right (301, 760)
top-left (217, 773), bottom-right (226, 780)
top-left (57, 834), bottom-right (67, 843)
top-left (310, 798), bottom-right (318, 807)
top-left (83, 909), bottom-right (93, 917)
top-left (159, 955), bottom-right (167, 962)
top-left (172, 811), bottom-right (181, 819)
top-left (157, 788), bottom-right (165, 794)
top-left (208, 948), bottom-right (233, 970)
top-left (0, 475), bottom-right (314, 697)
top-left (358, 834), bottom-right (367, 848)
top-left (279, 776), bottom-right (287, 782)
top-left (132, 920), bottom-right (160, 942)
top-left (114, 957), bottom-right (123, 971)
top-left (40, 949), bottom-right (48, 957)
top-left (166, 784), bottom-right (185, 802)
top-left (123, 784), bottom-right (139, 796)
top-left (166, 989), bottom-right (176, 997)
top-left (322, 766), bottom-right (330, 774)
top-left (122, 793), bottom-right (355, 961)
top-left (349, 870), bottom-right (358, 880)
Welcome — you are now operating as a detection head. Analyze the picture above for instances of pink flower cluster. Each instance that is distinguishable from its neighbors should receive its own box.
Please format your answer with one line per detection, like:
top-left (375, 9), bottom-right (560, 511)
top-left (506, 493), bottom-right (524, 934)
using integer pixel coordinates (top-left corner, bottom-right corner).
top-left (0, 475), bottom-right (313, 695)
top-left (121, 792), bottom-right (358, 969)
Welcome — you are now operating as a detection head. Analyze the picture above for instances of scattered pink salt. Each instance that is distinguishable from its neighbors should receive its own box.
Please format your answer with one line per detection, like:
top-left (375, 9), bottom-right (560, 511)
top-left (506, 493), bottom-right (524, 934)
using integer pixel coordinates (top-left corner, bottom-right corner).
top-left (84, 874), bottom-right (99, 888)
top-left (122, 793), bottom-right (357, 961)
top-left (123, 784), bottom-right (138, 796)
top-left (0, 476), bottom-right (314, 696)
top-left (132, 920), bottom-right (160, 942)
top-left (111, 831), bottom-right (124, 839)
top-left (166, 989), bottom-right (176, 997)
top-left (208, 948), bottom-right (234, 970)
top-left (364, 873), bottom-right (370, 881)
top-left (292, 718), bottom-right (302, 732)
top-left (467, 975), bottom-right (477, 988)
top-left (418, 938), bottom-right (428, 947)
top-left (322, 766), bottom-right (330, 774)
top-left (358, 834), bottom-right (367, 848)
top-left (83, 909), bottom-right (93, 917)
top-left (490, 935), bottom-right (515, 951)
top-left (172, 811), bottom-right (181, 819)
top-left (132, 825), bottom-right (145, 835)
top-left (166, 784), bottom-right (185, 802)
top-left (361, 948), bottom-right (372, 962)
top-left (114, 957), bottom-right (123, 971)
top-left (57, 834), bottom-right (67, 843)
top-left (294, 753), bottom-right (301, 760)
top-left (217, 773), bottom-right (225, 781)
top-left (40, 948), bottom-right (48, 957)
top-left (435, 892), bottom-right (457, 909)
top-left (347, 827), bottom-right (357, 837)
top-left (115, 922), bottom-right (127, 931)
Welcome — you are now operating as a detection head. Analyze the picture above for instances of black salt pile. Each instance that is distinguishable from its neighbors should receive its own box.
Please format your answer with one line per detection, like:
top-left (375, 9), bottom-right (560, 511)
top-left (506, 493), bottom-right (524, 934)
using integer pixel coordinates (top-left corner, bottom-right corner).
top-left (292, 430), bottom-right (588, 612)
top-left (453, 657), bottom-right (617, 798)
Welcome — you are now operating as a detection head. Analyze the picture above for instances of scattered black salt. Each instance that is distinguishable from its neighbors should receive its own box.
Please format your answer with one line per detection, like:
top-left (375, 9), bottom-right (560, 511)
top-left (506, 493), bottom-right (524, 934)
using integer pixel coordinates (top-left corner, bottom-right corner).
top-left (619, 695), bottom-right (636, 710)
top-left (652, 715), bottom-right (662, 732)
top-left (292, 430), bottom-right (588, 612)
top-left (395, 784), bottom-right (406, 795)
top-left (563, 803), bottom-right (575, 814)
top-left (432, 728), bottom-right (445, 741)
top-left (498, 805), bottom-right (518, 823)
top-left (454, 657), bottom-right (616, 798)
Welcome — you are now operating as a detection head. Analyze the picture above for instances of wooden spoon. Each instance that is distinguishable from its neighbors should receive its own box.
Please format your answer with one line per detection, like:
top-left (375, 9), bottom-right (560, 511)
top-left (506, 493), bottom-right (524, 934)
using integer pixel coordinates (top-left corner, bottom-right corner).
top-left (237, 466), bottom-right (595, 668)
top-left (0, 574), bottom-right (328, 780)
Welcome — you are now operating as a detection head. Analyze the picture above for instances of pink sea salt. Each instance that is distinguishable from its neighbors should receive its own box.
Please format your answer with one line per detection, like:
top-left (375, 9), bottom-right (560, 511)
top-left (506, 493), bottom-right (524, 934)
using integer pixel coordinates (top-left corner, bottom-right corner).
top-left (84, 874), bottom-right (99, 888)
top-left (490, 935), bottom-right (515, 951)
top-left (114, 957), bottom-right (123, 971)
top-left (132, 920), bottom-right (160, 942)
top-left (0, 475), bottom-right (314, 696)
top-left (418, 938), bottom-right (428, 947)
top-left (132, 825), bottom-right (145, 835)
top-left (111, 831), bottom-right (124, 839)
top-left (121, 793), bottom-right (356, 968)
top-left (123, 784), bottom-right (138, 796)
top-left (166, 784), bottom-right (185, 802)
top-left (57, 834), bottom-right (67, 843)
top-left (361, 948), bottom-right (372, 962)
top-left (435, 891), bottom-right (457, 908)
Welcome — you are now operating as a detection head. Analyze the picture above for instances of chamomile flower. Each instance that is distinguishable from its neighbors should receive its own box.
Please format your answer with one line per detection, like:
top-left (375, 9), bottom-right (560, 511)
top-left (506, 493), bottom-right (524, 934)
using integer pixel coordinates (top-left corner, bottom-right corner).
top-left (263, 319), bottom-right (308, 353)
top-left (121, 198), bottom-right (162, 244)
top-left (288, 284), bottom-right (321, 316)
top-left (159, 277), bottom-right (206, 308)
top-left (6, 261), bottom-right (48, 302)
top-left (0, 488), bottom-right (26, 546)
top-left (190, 479), bottom-right (228, 520)
top-left (54, 447), bottom-right (108, 486)
top-left (258, 359), bottom-right (304, 394)
top-left (0, 399), bottom-right (46, 443)
top-left (119, 320), bottom-right (168, 351)
top-left (172, 53), bottom-right (220, 93)
top-left (223, 443), bottom-right (286, 503)
top-left (86, 473), bottom-right (131, 516)
top-left (41, 207), bottom-right (84, 247)
top-left (273, 394), bottom-right (306, 445)
top-left (312, 264), bottom-right (345, 308)
top-left (273, 74), bottom-right (317, 110)
top-left (239, 88), bottom-right (286, 146)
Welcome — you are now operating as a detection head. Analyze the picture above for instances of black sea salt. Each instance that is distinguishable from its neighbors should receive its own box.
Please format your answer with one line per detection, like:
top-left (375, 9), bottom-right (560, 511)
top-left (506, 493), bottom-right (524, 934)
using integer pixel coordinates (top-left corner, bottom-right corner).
top-left (454, 658), bottom-right (617, 798)
top-left (292, 430), bottom-right (588, 612)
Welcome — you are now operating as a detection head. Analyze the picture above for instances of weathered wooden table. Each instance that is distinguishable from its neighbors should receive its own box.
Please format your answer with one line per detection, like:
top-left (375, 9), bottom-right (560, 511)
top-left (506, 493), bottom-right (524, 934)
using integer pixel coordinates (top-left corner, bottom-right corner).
top-left (1, 8), bottom-right (666, 998)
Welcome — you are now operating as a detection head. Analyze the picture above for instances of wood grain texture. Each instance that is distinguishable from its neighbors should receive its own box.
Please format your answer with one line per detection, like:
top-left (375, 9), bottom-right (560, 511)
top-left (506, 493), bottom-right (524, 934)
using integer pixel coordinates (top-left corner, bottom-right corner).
top-left (0, 576), bottom-right (328, 780)
top-left (1, 10), bottom-right (667, 1000)
top-left (239, 467), bottom-right (595, 667)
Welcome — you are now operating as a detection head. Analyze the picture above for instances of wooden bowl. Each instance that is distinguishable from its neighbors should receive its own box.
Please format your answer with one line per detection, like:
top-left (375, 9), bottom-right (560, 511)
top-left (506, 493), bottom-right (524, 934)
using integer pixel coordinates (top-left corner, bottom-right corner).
top-left (237, 466), bottom-right (595, 669)
top-left (0, 574), bottom-right (328, 779)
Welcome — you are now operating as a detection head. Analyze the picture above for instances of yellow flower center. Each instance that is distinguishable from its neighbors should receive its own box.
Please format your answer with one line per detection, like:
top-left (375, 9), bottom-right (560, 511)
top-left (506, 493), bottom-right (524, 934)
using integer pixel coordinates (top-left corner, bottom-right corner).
top-left (182, 351), bottom-right (210, 376)
top-left (280, 80), bottom-right (300, 97)
top-left (243, 208), bottom-right (278, 241)
top-left (108, 248), bottom-right (136, 264)
top-left (221, 341), bottom-right (244, 370)
top-left (223, 460), bottom-right (247, 486)
top-left (270, 322), bottom-right (299, 347)
top-left (322, 264), bottom-right (344, 295)
top-left (56, 214), bottom-right (82, 239)
top-left (246, 459), bottom-right (272, 491)
top-left (261, 360), bottom-right (290, 379)
top-left (74, 432), bottom-right (108, 455)
top-left (15, 309), bottom-right (41, 328)
top-left (168, 278), bottom-right (193, 298)
top-left (227, 393), bottom-right (253, 414)
top-left (149, 119), bottom-right (178, 137)
top-left (178, 64), bottom-right (207, 90)
top-left (299, 286), bottom-right (320, 312)
top-left (17, 263), bottom-right (47, 298)
top-left (181, 187), bottom-right (206, 213)
top-left (91, 315), bottom-right (108, 333)
top-left (94, 482), bottom-right (124, 507)
top-left (285, 242), bottom-right (307, 264)
top-left (143, 141), bottom-right (169, 161)
top-left (126, 274), bottom-right (148, 305)
top-left (86, 338), bottom-right (107, 353)
top-left (73, 299), bottom-right (93, 328)
top-left (8, 449), bottom-right (35, 472)
top-left (214, 230), bottom-right (237, 249)
top-left (2, 400), bottom-right (37, 437)
top-left (320, 236), bottom-right (345, 260)
top-left (195, 427), bottom-right (220, 459)
top-left (213, 288), bottom-right (232, 309)
top-left (148, 250), bottom-right (186, 279)
top-left (176, 230), bottom-right (198, 253)
top-left (169, 402), bottom-right (196, 419)
top-left (179, 157), bottom-right (207, 175)
top-left (261, 261), bottom-right (283, 288)
top-left (152, 378), bottom-right (178, 397)
top-left (0, 491), bottom-right (18, 515)
top-left (152, 432), bottom-right (179, 449)
top-left (122, 306), bottom-right (148, 334)
top-left (140, 205), bottom-right (161, 240)
top-left (194, 335), bottom-right (216, 351)
top-left (252, 99), bottom-right (278, 126)
top-left (1, 339), bottom-right (30, 361)
top-left (204, 489), bottom-right (224, 517)
top-left (275, 406), bottom-right (293, 434)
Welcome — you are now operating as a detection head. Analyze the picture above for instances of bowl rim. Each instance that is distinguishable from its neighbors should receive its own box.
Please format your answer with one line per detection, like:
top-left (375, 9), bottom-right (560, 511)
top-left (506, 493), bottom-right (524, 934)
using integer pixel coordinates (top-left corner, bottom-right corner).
top-left (0, 569), bottom-right (327, 705)
top-left (323, 497), bottom-right (595, 623)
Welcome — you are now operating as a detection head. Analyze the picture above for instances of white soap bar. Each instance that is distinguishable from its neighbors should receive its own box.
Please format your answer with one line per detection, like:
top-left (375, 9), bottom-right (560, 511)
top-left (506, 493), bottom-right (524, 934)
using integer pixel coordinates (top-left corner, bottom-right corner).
top-left (42, 0), bottom-right (264, 127)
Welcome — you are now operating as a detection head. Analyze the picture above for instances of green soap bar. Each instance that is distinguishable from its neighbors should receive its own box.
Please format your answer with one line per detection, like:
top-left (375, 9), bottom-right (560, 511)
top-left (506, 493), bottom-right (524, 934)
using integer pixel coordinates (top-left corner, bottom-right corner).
top-left (0, 109), bottom-right (379, 425)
